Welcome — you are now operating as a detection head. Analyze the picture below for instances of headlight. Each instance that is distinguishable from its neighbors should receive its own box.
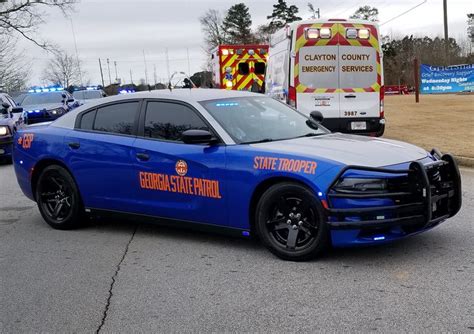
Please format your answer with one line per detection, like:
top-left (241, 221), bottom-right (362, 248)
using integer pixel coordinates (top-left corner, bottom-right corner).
top-left (334, 178), bottom-right (387, 192)
top-left (49, 108), bottom-right (64, 115)
top-left (0, 126), bottom-right (9, 136)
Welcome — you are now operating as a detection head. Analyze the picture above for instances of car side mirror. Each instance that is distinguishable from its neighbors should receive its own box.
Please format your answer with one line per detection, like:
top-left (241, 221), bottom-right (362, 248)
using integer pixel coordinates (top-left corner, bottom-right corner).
top-left (182, 129), bottom-right (217, 145)
top-left (12, 107), bottom-right (23, 113)
top-left (102, 93), bottom-right (107, 97)
top-left (310, 110), bottom-right (324, 123)
top-left (61, 93), bottom-right (67, 99)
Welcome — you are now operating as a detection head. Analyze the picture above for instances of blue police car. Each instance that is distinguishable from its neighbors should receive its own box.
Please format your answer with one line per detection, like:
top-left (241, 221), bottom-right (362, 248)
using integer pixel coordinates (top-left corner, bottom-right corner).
top-left (21, 88), bottom-right (78, 124)
top-left (12, 90), bottom-right (461, 260)
top-left (0, 92), bottom-right (24, 161)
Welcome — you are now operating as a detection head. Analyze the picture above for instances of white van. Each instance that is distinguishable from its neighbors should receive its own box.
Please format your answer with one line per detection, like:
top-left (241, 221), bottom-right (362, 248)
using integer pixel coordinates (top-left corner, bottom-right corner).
top-left (266, 19), bottom-right (385, 136)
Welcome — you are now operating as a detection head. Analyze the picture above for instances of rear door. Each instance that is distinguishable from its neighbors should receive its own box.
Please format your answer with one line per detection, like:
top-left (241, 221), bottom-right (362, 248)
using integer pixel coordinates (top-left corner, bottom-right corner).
top-left (293, 23), bottom-right (340, 117)
top-left (337, 23), bottom-right (381, 125)
top-left (131, 100), bottom-right (228, 226)
top-left (64, 100), bottom-right (140, 211)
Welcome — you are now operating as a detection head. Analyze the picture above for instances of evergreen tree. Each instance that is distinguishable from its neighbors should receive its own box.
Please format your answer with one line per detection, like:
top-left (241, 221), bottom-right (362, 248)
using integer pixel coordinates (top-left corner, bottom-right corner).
top-left (222, 3), bottom-right (253, 44)
top-left (266, 0), bottom-right (302, 32)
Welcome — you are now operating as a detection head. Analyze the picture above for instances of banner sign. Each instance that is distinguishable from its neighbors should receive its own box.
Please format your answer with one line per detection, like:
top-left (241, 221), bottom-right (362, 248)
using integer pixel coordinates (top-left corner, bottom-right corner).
top-left (420, 63), bottom-right (474, 94)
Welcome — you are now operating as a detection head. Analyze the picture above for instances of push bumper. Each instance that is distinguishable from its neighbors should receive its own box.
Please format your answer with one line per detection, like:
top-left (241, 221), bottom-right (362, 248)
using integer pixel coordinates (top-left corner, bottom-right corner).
top-left (326, 150), bottom-right (462, 246)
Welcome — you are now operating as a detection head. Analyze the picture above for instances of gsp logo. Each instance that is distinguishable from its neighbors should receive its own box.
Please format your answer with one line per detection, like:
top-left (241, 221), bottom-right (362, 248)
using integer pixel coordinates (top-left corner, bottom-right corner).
top-left (175, 160), bottom-right (188, 176)
top-left (17, 133), bottom-right (34, 149)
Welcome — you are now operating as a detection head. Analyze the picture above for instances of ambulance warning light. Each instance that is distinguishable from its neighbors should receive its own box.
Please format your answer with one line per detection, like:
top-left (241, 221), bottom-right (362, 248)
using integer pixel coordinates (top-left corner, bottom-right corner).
top-left (226, 81), bottom-right (233, 88)
top-left (320, 28), bottom-right (332, 39)
top-left (222, 49), bottom-right (229, 56)
top-left (358, 29), bottom-right (370, 39)
top-left (306, 28), bottom-right (319, 39)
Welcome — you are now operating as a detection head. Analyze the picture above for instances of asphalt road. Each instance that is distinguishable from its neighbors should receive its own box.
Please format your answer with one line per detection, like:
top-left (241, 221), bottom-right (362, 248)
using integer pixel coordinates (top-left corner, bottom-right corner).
top-left (1, 162), bottom-right (473, 333)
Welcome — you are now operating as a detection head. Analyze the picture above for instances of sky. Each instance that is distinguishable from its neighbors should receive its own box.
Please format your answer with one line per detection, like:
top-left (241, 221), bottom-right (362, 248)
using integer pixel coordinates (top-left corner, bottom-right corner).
top-left (17, 0), bottom-right (473, 86)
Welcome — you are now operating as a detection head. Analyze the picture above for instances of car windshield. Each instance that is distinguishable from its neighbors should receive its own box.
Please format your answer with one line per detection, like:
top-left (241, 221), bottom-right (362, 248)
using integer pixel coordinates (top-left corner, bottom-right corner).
top-left (200, 96), bottom-right (329, 144)
top-left (73, 90), bottom-right (102, 100)
top-left (22, 92), bottom-right (64, 105)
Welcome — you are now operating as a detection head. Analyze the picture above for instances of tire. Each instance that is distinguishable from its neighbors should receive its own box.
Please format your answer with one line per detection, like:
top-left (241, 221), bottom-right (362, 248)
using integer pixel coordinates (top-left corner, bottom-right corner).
top-left (255, 182), bottom-right (329, 261)
top-left (35, 165), bottom-right (83, 230)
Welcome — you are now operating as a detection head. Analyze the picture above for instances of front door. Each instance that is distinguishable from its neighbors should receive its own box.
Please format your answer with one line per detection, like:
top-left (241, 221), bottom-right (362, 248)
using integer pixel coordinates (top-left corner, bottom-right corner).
top-left (132, 100), bottom-right (228, 227)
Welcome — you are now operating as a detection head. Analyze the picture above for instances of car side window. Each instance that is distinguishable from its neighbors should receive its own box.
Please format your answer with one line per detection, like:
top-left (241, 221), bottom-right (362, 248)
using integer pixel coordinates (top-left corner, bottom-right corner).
top-left (93, 102), bottom-right (139, 135)
top-left (144, 101), bottom-right (209, 142)
top-left (79, 110), bottom-right (96, 130)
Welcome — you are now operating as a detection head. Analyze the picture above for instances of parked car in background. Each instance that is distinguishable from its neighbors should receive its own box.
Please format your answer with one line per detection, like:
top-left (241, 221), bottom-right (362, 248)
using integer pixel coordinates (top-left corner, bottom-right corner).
top-left (0, 92), bottom-right (24, 161)
top-left (21, 88), bottom-right (79, 124)
top-left (72, 87), bottom-right (106, 105)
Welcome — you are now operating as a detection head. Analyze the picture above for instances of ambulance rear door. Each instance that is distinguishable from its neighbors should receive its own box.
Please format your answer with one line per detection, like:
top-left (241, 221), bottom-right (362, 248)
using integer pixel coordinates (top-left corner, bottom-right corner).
top-left (293, 23), bottom-right (340, 118)
top-left (338, 23), bottom-right (381, 131)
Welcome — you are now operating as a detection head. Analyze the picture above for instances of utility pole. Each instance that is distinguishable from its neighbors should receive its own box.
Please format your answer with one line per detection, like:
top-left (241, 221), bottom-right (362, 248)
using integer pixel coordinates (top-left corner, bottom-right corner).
top-left (165, 48), bottom-right (170, 82)
top-left (106, 58), bottom-right (112, 85)
top-left (316, 8), bottom-right (320, 19)
top-left (186, 48), bottom-right (191, 77)
top-left (114, 61), bottom-right (119, 83)
top-left (153, 64), bottom-right (157, 89)
top-left (98, 59), bottom-right (105, 87)
top-left (130, 69), bottom-right (133, 85)
top-left (414, 58), bottom-right (419, 103)
top-left (142, 50), bottom-right (149, 85)
top-left (443, 0), bottom-right (449, 65)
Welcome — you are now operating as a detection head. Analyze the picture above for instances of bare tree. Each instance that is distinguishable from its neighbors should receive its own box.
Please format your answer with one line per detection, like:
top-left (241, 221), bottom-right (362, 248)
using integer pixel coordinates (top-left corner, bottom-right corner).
top-left (0, 0), bottom-right (76, 48)
top-left (350, 6), bottom-right (379, 22)
top-left (42, 51), bottom-right (82, 88)
top-left (0, 36), bottom-right (30, 92)
top-left (200, 9), bottom-right (227, 51)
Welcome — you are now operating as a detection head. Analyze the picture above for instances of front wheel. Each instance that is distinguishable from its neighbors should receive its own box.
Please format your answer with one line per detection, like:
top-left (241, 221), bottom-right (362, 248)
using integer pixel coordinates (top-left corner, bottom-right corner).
top-left (255, 183), bottom-right (329, 261)
top-left (36, 165), bottom-right (83, 230)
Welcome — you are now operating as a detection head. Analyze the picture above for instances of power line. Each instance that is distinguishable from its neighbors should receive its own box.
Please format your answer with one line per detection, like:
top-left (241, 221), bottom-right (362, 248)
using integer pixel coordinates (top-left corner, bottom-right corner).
top-left (380, 0), bottom-right (428, 26)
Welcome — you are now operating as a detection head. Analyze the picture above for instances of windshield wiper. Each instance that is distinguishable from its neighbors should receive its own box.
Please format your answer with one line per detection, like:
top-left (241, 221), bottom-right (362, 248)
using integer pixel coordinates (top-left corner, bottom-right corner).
top-left (294, 133), bottom-right (321, 138)
top-left (241, 138), bottom-right (274, 144)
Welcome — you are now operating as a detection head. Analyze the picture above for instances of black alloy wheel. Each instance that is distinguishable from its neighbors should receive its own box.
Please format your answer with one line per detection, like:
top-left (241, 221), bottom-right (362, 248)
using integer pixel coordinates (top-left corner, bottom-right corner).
top-left (256, 183), bottom-right (328, 261)
top-left (36, 165), bottom-right (83, 229)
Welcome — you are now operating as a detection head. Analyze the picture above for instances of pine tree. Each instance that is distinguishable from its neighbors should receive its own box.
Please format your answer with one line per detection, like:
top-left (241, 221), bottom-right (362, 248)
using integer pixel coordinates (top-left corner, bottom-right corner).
top-left (266, 0), bottom-right (302, 32)
top-left (222, 3), bottom-right (253, 44)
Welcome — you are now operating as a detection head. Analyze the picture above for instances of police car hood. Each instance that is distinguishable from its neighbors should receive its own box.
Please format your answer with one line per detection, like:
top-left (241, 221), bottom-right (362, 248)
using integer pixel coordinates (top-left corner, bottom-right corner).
top-left (22, 103), bottom-right (62, 111)
top-left (252, 133), bottom-right (428, 167)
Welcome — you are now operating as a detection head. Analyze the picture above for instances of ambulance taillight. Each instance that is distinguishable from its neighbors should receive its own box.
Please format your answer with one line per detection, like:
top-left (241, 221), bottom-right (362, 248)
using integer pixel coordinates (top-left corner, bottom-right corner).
top-left (288, 86), bottom-right (297, 108)
top-left (380, 86), bottom-right (385, 119)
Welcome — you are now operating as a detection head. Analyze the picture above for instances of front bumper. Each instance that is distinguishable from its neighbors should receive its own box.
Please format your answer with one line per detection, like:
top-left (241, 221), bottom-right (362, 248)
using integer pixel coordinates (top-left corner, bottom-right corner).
top-left (0, 136), bottom-right (13, 157)
top-left (326, 150), bottom-right (462, 246)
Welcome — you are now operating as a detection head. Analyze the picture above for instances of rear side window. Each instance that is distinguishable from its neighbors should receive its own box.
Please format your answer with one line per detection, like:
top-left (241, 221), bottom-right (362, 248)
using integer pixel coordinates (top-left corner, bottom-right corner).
top-left (238, 63), bottom-right (250, 75)
top-left (255, 62), bottom-right (266, 75)
top-left (79, 110), bottom-right (96, 130)
top-left (144, 102), bottom-right (208, 142)
top-left (93, 102), bottom-right (139, 135)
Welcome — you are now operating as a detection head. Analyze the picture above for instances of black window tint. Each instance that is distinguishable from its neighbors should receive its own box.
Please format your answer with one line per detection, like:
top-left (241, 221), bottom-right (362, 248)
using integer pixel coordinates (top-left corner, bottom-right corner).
top-left (238, 62), bottom-right (249, 75)
top-left (80, 110), bottom-right (96, 130)
top-left (144, 102), bottom-right (208, 141)
top-left (255, 62), bottom-right (266, 75)
top-left (93, 102), bottom-right (138, 135)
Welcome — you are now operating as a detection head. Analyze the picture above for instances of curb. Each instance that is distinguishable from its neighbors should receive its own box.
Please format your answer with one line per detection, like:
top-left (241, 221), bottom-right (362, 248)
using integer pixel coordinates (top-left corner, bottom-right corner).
top-left (454, 155), bottom-right (474, 168)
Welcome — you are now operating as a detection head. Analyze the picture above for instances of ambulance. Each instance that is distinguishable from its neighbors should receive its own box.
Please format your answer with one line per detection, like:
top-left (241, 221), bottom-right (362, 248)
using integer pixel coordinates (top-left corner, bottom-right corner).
top-left (266, 19), bottom-right (385, 136)
top-left (211, 44), bottom-right (269, 92)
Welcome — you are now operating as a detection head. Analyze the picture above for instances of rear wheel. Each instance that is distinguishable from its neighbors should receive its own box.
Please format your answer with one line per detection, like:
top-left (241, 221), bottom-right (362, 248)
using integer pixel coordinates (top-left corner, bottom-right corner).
top-left (255, 183), bottom-right (328, 261)
top-left (36, 165), bottom-right (83, 230)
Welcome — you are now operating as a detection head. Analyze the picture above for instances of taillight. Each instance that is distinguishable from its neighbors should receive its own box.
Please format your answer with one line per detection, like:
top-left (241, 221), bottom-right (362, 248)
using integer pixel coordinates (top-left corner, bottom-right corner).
top-left (288, 86), bottom-right (297, 108)
top-left (379, 86), bottom-right (384, 119)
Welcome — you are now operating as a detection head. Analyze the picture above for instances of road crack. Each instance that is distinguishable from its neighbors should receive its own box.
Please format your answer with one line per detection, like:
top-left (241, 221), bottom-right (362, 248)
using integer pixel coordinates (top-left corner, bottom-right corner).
top-left (96, 224), bottom-right (138, 334)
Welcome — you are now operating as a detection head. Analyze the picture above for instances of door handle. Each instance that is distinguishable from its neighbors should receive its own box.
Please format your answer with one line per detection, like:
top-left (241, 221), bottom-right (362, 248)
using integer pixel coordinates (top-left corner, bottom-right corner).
top-left (344, 95), bottom-right (356, 98)
top-left (68, 142), bottom-right (80, 149)
top-left (136, 152), bottom-right (150, 161)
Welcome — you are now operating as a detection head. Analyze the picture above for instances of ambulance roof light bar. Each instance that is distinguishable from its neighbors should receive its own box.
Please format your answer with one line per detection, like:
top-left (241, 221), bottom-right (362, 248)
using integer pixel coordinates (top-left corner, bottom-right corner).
top-left (306, 28), bottom-right (331, 39)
